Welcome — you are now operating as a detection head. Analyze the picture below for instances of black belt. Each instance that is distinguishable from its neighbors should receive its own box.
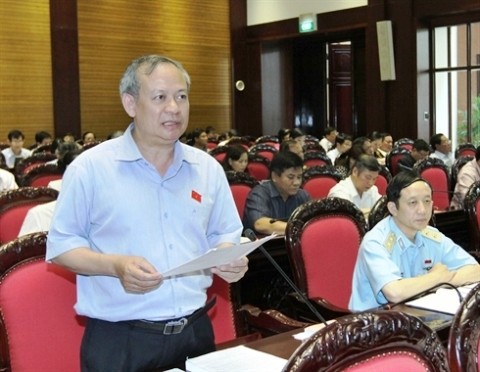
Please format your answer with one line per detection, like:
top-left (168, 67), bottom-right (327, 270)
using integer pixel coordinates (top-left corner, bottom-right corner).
top-left (126, 297), bottom-right (216, 335)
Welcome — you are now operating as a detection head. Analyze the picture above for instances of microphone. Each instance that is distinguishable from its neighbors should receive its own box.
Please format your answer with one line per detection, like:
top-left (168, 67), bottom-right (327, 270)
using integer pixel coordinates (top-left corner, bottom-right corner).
top-left (243, 228), bottom-right (327, 325)
top-left (381, 281), bottom-right (463, 310)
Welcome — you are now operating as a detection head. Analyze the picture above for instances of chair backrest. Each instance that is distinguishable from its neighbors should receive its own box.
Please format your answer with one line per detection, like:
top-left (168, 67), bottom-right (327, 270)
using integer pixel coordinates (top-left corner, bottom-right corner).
top-left (209, 145), bottom-right (229, 163)
top-left (255, 135), bottom-right (280, 150)
top-left (464, 181), bottom-right (480, 253)
top-left (302, 165), bottom-right (342, 199)
top-left (393, 137), bottom-right (414, 151)
top-left (375, 165), bottom-right (392, 195)
top-left (246, 154), bottom-right (270, 181)
top-left (455, 143), bottom-right (477, 158)
top-left (368, 195), bottom-right (389, 229)
top-left (14, 153), bottom-right (57, 177)
top-left (0, 187), bottom-right (59, 244)
top-left (285, 197), bottom-right (367, 312)
top-left (415, 158), bottom-right (451, 211)
top-left (206, 275), bottom-right (243, 345)
top-left (303, 141), bottom-right (325, 154)
top-left (19, 163), bottom-right (63, 187)
top-left (385, 146), bottom-right (411, 176)
top-left (225, 171), bottom-right (259, 219)
top-left (282, 310), bottom-right (449, 372)
top-left (0, 232), bottom-right (86, 372)
top-left (303, 151), bottom-right (332, 168)
top-left (249, 143), bottom-right (278, 161)
top-left (448, 283), bottom-right (480, 372)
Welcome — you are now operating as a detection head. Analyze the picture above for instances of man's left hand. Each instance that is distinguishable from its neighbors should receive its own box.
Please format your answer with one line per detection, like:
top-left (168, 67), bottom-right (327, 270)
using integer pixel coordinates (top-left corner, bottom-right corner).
top-left (211, 257), bottom-right (249, 283)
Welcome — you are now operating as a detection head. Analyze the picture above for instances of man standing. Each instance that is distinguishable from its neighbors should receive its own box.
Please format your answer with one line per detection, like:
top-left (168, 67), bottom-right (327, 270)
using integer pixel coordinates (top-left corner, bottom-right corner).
top-left (46, 55), bottom-right (248, 371)
top-left (349, 171), bottom-right (480, 311)
top-left (328, 154), bottom-right (382, 218)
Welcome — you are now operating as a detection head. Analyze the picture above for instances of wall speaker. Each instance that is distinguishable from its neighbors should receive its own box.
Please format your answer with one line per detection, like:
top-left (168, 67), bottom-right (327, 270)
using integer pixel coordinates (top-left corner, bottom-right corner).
top-left (376, 20), bottom-right (396, 81)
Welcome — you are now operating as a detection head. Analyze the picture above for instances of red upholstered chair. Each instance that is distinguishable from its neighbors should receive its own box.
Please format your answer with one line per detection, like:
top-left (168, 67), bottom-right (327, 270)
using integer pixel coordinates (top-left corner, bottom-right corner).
top-left (455, 143), bottom-right (477, 158)
top-left (207, 274), bottom-right (309, 346)
top-left (19, 163), bottom-right (63, 187)
top-left (0, 187), bottom-right (58, 244)
top-left (464, 181), bottom-right (480, 255)
top-left (209, 145), bottom-right (229, 163)
top-left (225, 171), bottom-right (259, 219)
top-left (282, 310), bottom-right (449, 372)
top-left (375, 165), bottom-right (392, 195)
top-left (246, 154), bottom-right (270, 181)
top-left (255, 135), bottom-right (280, 150)
top-left (385, 146), bottom-right (411, 176)
top-left (285, 197), bottom-right (367, 319)
top-left (0, 232), bottom-right (86, 372)
top-left (301, 165), bottom-right (342, 199)
top-left (394, 137), bottom-right (415, 151)
top-left (448, 283), bottom-right (480, 372)
top-left (206, 139), bottom-right (218, 150)
top-left (14, 153), bottom-right (57, 178)
top-left (415, 158), bottom-right (451, 211)
top-left (31, 143), bottom-right (53, 155)
top-left (249, 143), bottom-right (278, 161)
top-left (303, 151), bottom-right (332, 168)
top-left (368, 195), bottom-right (389, 229)
top-left (303, 141), bottom-right (325, 154)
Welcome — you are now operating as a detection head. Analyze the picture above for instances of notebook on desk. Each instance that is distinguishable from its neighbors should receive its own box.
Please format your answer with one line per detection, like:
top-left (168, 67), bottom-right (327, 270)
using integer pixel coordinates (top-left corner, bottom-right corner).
top-left (406, 283), bottom-right (478, 315)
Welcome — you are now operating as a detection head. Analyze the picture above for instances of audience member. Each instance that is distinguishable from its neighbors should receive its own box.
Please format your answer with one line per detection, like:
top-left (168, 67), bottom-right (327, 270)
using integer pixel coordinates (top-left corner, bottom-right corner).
top-left (243, 151), bottom-right (310, 235)
top-left (221, 145), bottom-right (249, 173)
top-left (187, 128), bottom-right (208, 151)
top-left (107, 130), bottom-right (124, 140)
top-left (397, 139), bottom-right (430, 172)
top-left (46, 55), bottom-right (247, 371)
top-left (278, 128), bottom-right (291, 143)
top-left (328, 154), bottom-right (381, 218)
top-left (217, 129), bottom-right (239, 147)
top-left (327, 133), bottom-right (352, 165)
top-left (349, 171), bottom-right (480, 311)
top-left (369, 131), bottom-right (382, 155)
top-left (0, 168), bottom-right (18, 192)
top-left (374, 132), bottom-right (393, 159)
top-left (82, 131), bottom-right (96, 145)
top-left (18, 149), bottom-right (82, 236)
top-left (63, 132), bottom-right (77, 143)
top-left (290, 128), bottom-right (306, 148)
top-left (450, 145), bottom-right (480, 210)
top-left (47, 141), bottom-right (79, 165)
top-left (31, 130), bottom-right (53, 150)
top-left (334, 137), bottom-right (371, 178)
top-left (430, 133), bottom-right (454, 169)
top-left (1, 129), bottom-right (32, 169)
top-left (280, 139), bottom-right (304, 160)
top-left (205, 126), bottom-right (218, 141)
top-left (319, 126), bottom-right (338, 153)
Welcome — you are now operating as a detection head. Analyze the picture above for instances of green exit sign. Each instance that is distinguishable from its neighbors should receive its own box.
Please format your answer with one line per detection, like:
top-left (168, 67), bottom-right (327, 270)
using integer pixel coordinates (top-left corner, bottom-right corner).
top-left (299, 13), bottom-right (317, 33)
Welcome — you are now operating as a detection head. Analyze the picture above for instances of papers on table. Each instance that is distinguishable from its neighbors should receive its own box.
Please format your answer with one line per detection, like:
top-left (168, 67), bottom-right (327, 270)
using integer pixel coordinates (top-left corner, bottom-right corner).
top-left (185, 345), bottom-right (287, 372)
top-left (292, 320), bottom-right (337, 341)
top-left (163, 234), bottom-right (277, 277)
top-left (406, 283), bottom-right (478, 315)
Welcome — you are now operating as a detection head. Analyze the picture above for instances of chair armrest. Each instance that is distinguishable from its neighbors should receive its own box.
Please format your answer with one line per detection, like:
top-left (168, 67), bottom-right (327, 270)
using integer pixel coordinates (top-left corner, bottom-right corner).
top-left (286, 292), bottom-right (350, 322)
top-left (238, 304), bottom-right (310, 337)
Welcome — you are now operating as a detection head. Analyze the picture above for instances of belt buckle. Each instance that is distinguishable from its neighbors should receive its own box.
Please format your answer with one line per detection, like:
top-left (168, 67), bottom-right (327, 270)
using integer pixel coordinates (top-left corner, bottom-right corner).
top-left (163, 318), bottom-right (188, 335)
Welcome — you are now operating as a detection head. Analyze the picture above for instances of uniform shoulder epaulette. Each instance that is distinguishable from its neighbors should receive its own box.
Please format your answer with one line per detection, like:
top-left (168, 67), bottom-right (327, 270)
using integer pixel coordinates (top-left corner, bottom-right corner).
top-left (383, 232), bottom-right (396, 253)
top-left (420, 228), bottom-right (443, 243)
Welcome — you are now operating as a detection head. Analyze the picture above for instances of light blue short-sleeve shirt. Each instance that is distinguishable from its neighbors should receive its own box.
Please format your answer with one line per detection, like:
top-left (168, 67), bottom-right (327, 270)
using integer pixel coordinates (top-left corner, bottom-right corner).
top-left (46, 124), bottom-right (243, 321)
top-left (349, 216), bottom-right (477, 311)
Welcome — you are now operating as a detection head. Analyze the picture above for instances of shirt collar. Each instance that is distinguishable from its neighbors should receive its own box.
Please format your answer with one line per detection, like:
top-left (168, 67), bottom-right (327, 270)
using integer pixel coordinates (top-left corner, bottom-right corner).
top-left (387, 216), bottom-right (424, 250)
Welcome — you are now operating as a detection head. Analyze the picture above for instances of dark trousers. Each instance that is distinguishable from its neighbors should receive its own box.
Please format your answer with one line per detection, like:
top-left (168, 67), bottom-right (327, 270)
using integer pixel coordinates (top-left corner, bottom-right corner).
top-left (80, 313), bottom-right (215, 372)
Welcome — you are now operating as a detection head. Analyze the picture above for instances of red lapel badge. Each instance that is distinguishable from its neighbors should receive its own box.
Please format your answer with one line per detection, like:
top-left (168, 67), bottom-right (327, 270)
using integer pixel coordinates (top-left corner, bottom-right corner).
top-left (191, 190), bottom-right (202, 203)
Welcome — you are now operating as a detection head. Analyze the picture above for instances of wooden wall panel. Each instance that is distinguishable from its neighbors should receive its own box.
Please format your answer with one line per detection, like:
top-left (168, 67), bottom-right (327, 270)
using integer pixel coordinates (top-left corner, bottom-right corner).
top-left (0, 1), bottom-right (53, 146)
top-left (77, 1), bottom-right (231, 139)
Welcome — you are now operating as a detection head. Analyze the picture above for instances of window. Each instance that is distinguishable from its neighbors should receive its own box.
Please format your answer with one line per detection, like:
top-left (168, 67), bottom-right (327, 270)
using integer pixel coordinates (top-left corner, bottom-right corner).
top-left (432, 22), bottom-right (480, 148)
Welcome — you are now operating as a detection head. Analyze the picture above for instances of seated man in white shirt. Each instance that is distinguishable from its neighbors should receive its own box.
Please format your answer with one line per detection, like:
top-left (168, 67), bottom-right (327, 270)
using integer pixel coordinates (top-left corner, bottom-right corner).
top-left (328, 154), bottom-right (382, 218)
top-left (0, 168), bottom-right (18, 192)
top-left (429, 133), bottom-right (454, 170)
top-left (18, 149), bottom-right (82, 236)
top-left (1, 129), bottom-right (32, 169)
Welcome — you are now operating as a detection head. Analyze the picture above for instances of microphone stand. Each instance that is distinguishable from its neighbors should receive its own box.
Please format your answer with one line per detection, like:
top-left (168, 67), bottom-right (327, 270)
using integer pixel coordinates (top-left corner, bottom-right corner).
top-left (244, 229), bottom-right (327, 325)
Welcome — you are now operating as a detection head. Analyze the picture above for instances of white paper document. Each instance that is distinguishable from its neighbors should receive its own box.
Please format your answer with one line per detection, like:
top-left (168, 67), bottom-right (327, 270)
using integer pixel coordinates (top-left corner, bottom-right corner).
top-left (185, 345), bottom-right (287, 372)
top-left (163, 234), bottom-right (277, 277)
top-left (406, 283), bottom-right (478, 315)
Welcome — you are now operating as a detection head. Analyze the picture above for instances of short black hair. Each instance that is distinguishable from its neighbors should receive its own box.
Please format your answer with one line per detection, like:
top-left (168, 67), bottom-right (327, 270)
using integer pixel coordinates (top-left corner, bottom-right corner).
top-left (222, 145), bottom-right (247, 171)
top-left (7, 129), bottom-right (24, 141)
top-left (58, 149), bottom-right (83, 173)
top-left (35, 131), bottom-right (52, 144)
top-left (386, 170), bottom-right (432, 206)
top-left (324, 126), bottom-right (337, 136)
top-left (352, 154), bottom-right (381, 173)
top-left (412, 139), bottom-right (430, 152)
top-left (270, 151), bottom-right (303, 177)
top-left (430, 133), bottom-right (444, 150)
